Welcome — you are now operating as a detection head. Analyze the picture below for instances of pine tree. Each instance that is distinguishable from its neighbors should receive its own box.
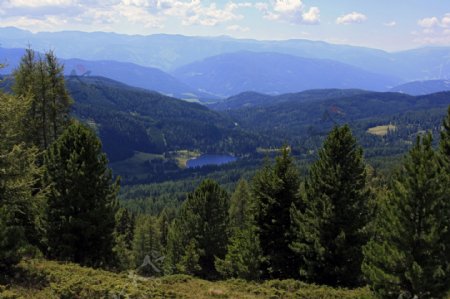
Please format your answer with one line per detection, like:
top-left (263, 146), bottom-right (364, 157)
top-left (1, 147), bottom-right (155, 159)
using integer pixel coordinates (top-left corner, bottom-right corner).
top-left (216, 179), bottom-right (263, 280)
top-left (45, 50), bottom-right (72, 141)
top-left (164, 179), bottom-right (229, 279)
top-left (362, 133), bottom-right (450, 299)
top-left (132, 215), bottom-right (163, 276)
top-left (113, 207), bottom-right (135, 270)
top-left (440, 106), bottom-right (450, 171)
top-left (0, 90), bottom-right (42, 271)
top-left (44, 122), bottom-right (118, 267)
top-left (229, 179), bottom-right (253, 231)
top-left (13, 48), bottom-right (72, 150)
top-left (252, 146), bottom-right (301, 279)
top-left (291, 125), bottom-right (370, 286)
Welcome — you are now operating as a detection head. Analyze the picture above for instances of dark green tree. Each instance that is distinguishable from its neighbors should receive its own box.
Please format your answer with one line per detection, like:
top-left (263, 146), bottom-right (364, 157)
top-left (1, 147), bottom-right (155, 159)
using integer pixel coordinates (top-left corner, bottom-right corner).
top-left (291, 125), bottom-right (371, 286)
top-left (13, 48), bottom-right (72, 150)
top-left (113, 207), bottom-right (135, 270)
top-left (0, 90), bottom-right (42, 271)
top-left (440, 106), bottom-right (450, 171)
top-left (253, 146), bottom-right (301, 279)
top-left (216, 179), bottom-right (263, 280)
top-left (363, 133), bottom-right (450, 299)
top-left (132, 215), bottom-right (162, 276)
top-left (44, 122), bottom-right (118, 267)
top-left (164, 179), bottom-right (229, 279)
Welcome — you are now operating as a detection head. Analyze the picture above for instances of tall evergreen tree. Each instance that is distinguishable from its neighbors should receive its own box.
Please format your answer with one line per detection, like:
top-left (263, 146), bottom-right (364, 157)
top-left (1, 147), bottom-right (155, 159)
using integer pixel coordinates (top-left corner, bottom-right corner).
top-left (132, 215), bottom-right (162, 276)
top-left (291, 125), bottom-right (370, 286)
top-left (164, 179), bottom-right (229, 279)
top-left (113, 207), bottom-right (135, 271)
top-left (13, 48), bottom-right (72, 150)
top-left (216, 179), bottom-right (263, 280)
top-left (44, 122), bottom-right (118, 267)
top-left (0, 90), bottom-right (42, 271)
top-left (253, 146), bottom-right (301, 279)
top-left (362, 133), bottom-right (450, 299)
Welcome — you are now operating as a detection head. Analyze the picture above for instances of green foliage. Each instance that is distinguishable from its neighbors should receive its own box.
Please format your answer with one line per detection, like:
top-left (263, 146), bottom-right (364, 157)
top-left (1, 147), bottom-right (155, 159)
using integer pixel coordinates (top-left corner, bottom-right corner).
top-left (440, 106), bottom-right (450, 167)
top-left (131, 215), bottom-right (163, 276)
top-left (12, 48), bottom-right (72, 150)
top-left (1, 259), bottom-right (378, 299)
top-left (252, 147), bottom-right (301, 279)
top-left (215, 224), bottom-right (262, 281)
top-left (113, 207), bottom-right (135, 271)
top-left (228, 179), bottom-right (253, 231)
top-left (362, 133), bottom-right (450, 299)
top-left (0, 90), bottom-right (42, 271)
top-left (291, 125), bottom-right (371, 287)
top-left (216, 179), bottom-right (263, 280)
top-left (44, 122), bottom-right (119, 267)
top-left (165, 179), bottom-right (229, 279)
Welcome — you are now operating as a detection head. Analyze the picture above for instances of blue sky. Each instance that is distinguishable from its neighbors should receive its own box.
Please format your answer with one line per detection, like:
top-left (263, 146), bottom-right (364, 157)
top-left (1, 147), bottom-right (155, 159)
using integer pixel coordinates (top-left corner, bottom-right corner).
top-left (0, 0), bottom-right (449, 51)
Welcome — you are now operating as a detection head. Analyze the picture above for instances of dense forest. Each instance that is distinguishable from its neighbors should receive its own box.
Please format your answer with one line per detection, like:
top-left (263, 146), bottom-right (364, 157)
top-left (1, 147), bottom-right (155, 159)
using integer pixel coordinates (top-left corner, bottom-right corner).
top-left (1, 50), bottom-right (450, 299)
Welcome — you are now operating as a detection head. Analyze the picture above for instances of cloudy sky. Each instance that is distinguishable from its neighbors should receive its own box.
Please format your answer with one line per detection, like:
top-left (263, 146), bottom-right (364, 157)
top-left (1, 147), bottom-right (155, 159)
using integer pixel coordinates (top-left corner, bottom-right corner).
top-left (0, 0), bottom-right (449, 51)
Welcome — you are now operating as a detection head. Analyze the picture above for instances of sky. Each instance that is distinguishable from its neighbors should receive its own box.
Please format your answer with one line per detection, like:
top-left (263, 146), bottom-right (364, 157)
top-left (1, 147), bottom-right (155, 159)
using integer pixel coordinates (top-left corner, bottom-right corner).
top-left (0, 0), bottom-right (449, 51)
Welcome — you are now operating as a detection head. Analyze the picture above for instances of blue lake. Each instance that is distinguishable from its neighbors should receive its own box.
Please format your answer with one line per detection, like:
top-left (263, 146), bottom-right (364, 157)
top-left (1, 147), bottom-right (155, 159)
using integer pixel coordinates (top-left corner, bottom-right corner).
top-left (187, 154), bottom-right (237, 168)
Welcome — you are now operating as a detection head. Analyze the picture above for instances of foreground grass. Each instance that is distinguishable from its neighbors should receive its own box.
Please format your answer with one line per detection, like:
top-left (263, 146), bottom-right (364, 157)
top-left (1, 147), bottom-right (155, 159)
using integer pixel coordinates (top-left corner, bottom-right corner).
top-left (0, 259), bottom-right (375, 299)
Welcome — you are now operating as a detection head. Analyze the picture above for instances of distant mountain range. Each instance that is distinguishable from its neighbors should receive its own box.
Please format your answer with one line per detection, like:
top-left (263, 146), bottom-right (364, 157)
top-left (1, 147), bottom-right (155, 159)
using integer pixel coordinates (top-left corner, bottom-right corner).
top-left (390, 80), bottom-right (450, 96)
top-left (1, 26), bottom-right (449, 82)
top-left (173, 51), bottom-right (398, 97)
top-left (0, 47), bottom-right (209, 100)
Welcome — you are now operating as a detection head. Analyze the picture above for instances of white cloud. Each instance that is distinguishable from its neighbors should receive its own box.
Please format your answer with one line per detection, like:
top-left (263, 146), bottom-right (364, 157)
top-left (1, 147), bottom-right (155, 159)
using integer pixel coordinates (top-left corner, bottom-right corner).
top-left (256, 0), bottom-right (320, 25)
top-left (418, 16), bottom-right (439, 28)
top-left (441, 13), bottom-right (450, 28)
top-left (301, 7), bottom-right (320, 25)
top-left (0, 0), bottom-right (255, 32)
top-left (2, 0), bottom-right (75, 8)
top-left (414, 13), bottom-right (450, 46)
top-left (383, 21), bottom-right (396, 27)
top-left (227, 24), bottom-right (249, 32)
top-left (336, 12), bottom-right (367, 25)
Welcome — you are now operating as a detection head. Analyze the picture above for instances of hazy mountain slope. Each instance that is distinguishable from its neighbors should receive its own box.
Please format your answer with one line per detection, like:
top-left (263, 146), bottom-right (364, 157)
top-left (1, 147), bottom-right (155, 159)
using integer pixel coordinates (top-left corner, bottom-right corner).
top-left (173, 52), bottom-right (400, 97)
top-left (0, 47), bottom-right (208, 100)
top-left (1, 27), bottom-right (449, 81)
top-left (390, 80), bottom-right (450, 95)
top-left (210, 89), bottom-right (369, 110)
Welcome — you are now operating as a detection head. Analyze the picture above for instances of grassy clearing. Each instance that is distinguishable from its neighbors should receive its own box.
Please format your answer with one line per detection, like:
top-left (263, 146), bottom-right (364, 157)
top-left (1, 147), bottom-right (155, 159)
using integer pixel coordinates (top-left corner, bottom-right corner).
top-left (171, 150), bottom-right (201, 168)
top-left (367, 124), bottom-right (397, 136)
top-left (1, 259), bottom-right (376, 299)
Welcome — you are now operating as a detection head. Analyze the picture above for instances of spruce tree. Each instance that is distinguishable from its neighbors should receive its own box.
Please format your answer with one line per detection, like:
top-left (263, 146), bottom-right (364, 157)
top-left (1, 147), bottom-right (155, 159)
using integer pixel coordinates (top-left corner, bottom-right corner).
top-left (164, 179), bottom-right (229, 279)
top-left (44, 122), bottom-right (118, 267)
top-left (216, 179), bottom-right (263, 280)
top-left (362, 133), bottom-right (450, 299)
top-left (291, 125), bottom-right (370, 286)
top-left (252, 146), bottom-right (301, 279)
top-left (132, 215), bottom-right (162, 276)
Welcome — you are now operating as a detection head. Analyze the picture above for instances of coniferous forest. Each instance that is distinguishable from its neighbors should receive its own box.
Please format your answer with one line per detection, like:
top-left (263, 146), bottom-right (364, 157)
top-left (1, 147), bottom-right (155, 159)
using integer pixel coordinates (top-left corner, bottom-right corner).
top-left (1, 50), bottom-right (450, 299)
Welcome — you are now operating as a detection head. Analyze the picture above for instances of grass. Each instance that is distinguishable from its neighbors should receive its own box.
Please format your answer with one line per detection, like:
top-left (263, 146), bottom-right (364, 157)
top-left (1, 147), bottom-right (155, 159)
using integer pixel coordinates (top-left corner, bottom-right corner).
top-left (366, 124), bottom-right (397, 136)
top-left (110, 151), bottom-right (165, 179)
top-left (0, 259), bottom-right (376, 299)
top-left (171, 150), bottom-right (201, 168)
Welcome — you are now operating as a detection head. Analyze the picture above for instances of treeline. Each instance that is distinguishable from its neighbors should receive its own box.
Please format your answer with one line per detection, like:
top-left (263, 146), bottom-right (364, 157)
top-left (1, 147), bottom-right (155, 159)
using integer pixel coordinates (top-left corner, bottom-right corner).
top-left (1, 50), bottom-right (449, 299)
top-left (117, 118), bottom-right (450, 298)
